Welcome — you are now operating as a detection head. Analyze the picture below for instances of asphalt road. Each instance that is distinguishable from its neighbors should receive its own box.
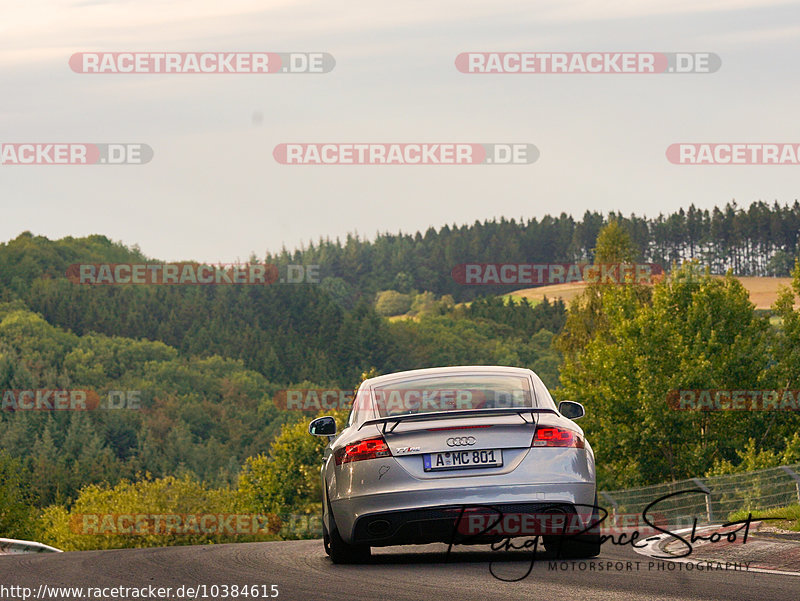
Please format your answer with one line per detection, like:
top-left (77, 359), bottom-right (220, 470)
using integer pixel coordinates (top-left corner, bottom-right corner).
top-left (1, 540), bottom-right (797, 601)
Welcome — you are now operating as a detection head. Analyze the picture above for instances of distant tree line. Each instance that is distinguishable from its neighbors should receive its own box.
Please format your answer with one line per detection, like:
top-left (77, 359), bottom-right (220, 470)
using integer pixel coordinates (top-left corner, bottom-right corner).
top-left (266, 200), bottom-right (800, 301)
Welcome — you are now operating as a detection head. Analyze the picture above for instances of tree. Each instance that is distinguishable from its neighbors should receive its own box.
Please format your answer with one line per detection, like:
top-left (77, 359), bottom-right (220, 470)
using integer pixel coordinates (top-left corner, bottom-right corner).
top-left (770, 259), bottom-right (800, 390)
top-left (0, 450), bottom-right (36, 539)
top-left (557, 222), bottom-right (650, 359)
top-left (558, 264), bottom-right (781, 488)
top-left (594, 220), bottom-right (637, 263)
top-left (374, 290), bottom-right (412, 316)
top-left (237, 409), bottom-right (349, 518)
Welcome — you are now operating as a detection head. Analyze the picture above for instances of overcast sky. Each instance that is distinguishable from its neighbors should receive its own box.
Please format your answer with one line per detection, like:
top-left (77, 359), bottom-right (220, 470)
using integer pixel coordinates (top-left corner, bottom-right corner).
top-left (2, 0), bottom-right (799, 262)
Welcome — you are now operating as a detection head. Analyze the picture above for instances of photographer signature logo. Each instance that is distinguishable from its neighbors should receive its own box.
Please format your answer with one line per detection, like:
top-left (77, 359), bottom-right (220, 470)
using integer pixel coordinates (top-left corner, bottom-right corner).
top-left (444, 489), bottom-right (785, 582)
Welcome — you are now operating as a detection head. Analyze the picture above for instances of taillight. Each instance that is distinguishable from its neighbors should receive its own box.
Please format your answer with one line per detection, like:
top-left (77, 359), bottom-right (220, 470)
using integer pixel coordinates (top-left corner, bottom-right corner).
top-left (334, 437), bottom-right (392, 465)
top-left (532, 426), bottom-right (584, 448)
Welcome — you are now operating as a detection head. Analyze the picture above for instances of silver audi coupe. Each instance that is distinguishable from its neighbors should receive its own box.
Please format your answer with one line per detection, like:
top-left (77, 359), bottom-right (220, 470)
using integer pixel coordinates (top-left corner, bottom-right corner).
top-left (309, 366), bottom-right (599, 563)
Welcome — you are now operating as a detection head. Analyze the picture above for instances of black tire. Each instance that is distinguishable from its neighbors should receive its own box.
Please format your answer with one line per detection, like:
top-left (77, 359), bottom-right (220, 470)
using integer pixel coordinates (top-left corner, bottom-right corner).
top-left (327, 522), bottom-right (371, 564)
top-left (545, 533), bottom-right (601, 558)
top-left (322, 520), bottom-right (331, 556)
top-left (544, 494), bottom-right (602, 559)
top-left (324, 489), bottom-right (371, 564)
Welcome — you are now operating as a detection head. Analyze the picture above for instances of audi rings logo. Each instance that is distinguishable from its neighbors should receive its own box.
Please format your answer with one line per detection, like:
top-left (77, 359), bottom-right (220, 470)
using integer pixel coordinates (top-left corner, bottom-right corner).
top-left (446, 436), bottom-right (477, 447)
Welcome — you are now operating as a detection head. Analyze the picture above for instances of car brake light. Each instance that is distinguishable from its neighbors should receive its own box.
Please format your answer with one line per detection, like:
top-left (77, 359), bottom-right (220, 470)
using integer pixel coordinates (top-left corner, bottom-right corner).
top-left (532, 426), bottom-right (585, 448)
top-left (334, 437), bottom-right (392, 465)
top-left (427, 425), bottom-right (492, 431)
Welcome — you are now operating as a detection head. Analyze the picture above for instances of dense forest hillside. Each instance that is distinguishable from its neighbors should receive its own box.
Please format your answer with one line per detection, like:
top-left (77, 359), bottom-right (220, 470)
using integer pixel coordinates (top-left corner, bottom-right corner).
top-left (0, 231), bottom-right (563, 529)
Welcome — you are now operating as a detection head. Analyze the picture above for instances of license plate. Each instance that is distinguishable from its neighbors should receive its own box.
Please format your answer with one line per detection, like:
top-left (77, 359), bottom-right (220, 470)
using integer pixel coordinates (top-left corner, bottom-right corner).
top-left (423, 449), bottom-right (503, 471)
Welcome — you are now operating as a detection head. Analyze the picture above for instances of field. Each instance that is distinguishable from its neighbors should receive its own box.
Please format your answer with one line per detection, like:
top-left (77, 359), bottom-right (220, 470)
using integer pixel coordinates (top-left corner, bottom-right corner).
top-left (504, 276), bottom-right (797, 310)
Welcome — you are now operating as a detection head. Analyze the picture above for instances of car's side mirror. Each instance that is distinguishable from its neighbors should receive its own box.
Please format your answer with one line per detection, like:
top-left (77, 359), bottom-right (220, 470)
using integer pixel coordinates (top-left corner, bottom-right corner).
top-left (309, 416), bottom-right (337, 437)
top-left (558, 401), bottom-right (585, 420)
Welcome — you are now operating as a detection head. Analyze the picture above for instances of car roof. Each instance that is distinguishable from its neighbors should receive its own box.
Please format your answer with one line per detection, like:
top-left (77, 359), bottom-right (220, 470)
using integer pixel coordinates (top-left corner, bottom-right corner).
top-left (362, 365), bottom-right (536, 387)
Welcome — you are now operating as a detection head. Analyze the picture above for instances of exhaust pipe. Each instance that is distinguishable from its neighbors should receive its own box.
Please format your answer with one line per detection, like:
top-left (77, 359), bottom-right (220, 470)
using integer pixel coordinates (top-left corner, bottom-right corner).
top-left (366, 519), bottom-right (392, 536)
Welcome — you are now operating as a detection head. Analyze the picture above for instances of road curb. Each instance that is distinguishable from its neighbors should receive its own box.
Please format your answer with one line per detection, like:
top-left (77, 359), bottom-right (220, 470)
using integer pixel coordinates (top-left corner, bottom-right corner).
top-left (633, 524), bottom-right (800, 577)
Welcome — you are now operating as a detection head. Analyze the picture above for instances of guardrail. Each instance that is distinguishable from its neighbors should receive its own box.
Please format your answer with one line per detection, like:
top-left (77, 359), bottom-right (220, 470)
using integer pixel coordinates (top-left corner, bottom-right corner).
top-left (0, 538), bottom-right (62, 555)
top-left (600, 463), bottom-right (800, 528)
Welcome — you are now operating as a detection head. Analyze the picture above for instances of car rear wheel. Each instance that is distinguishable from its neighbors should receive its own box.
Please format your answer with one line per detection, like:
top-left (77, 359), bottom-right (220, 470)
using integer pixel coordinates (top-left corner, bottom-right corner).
top-left (543, 494), bottom-right (601, 559)
top-left (324, 490), bottom-right (371, 564)
top-left (322, 520), bottom-right (331, 556)
top-left (327, 521), bottom-right (371, 564)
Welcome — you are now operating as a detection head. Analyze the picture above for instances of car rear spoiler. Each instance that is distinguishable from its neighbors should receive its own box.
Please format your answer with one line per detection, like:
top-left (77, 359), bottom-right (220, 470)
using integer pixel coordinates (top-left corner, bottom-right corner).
top-left (358, 407), bottom-right (558, 434)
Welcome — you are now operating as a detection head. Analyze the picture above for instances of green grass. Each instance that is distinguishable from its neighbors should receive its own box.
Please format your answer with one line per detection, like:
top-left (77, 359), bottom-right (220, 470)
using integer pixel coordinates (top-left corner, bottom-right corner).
top-left (499, 293), bottom-right (543, 307)
top-left (729, 504), bottom-right (800, 531)
top-left (387, 314), bottom-right (414, 322)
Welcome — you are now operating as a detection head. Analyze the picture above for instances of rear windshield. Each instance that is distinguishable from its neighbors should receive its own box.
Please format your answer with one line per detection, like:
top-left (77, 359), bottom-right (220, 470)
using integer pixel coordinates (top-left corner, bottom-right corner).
top-left (371, 374), bottom-right (533, 417)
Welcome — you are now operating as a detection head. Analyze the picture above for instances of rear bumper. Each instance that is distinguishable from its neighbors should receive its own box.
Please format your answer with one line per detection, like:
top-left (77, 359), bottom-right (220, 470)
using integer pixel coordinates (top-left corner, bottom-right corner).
top-left (331, 481), bottom-right (596, 545)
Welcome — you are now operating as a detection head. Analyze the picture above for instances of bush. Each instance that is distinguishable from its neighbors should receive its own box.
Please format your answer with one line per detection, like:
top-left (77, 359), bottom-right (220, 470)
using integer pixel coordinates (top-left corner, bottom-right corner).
top-left (237, 409), bottom-right (348, 522)
top-left (37, 474), bottom-right (258, 551)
